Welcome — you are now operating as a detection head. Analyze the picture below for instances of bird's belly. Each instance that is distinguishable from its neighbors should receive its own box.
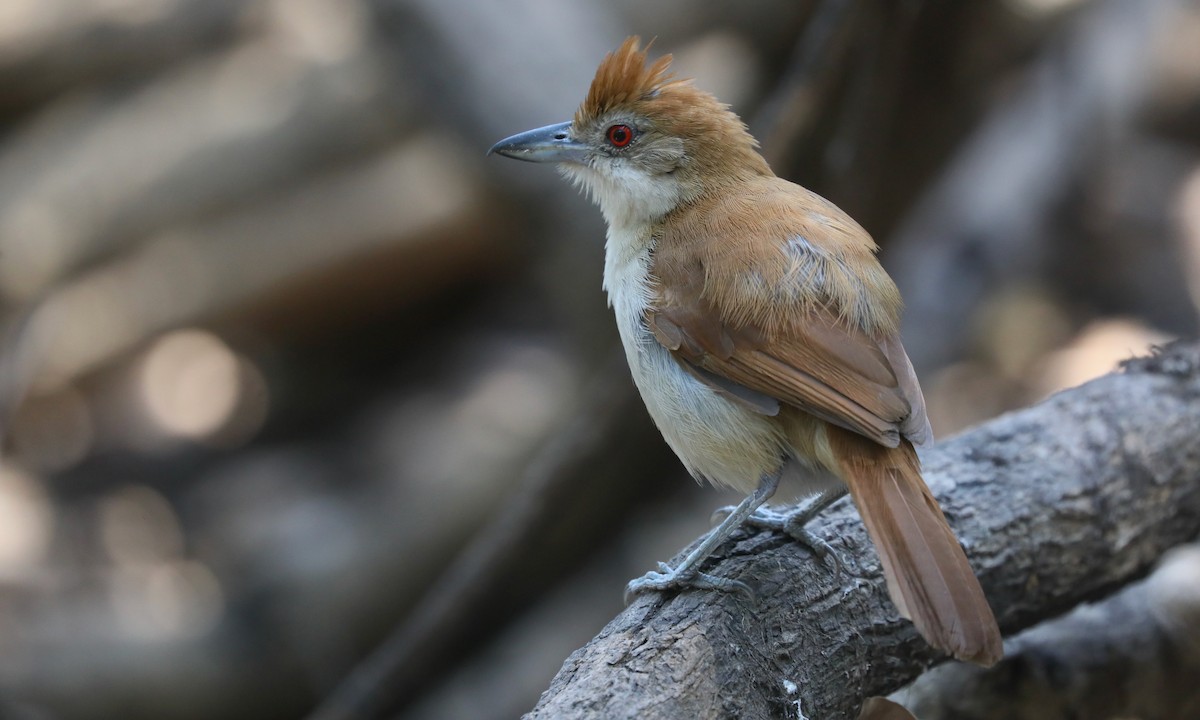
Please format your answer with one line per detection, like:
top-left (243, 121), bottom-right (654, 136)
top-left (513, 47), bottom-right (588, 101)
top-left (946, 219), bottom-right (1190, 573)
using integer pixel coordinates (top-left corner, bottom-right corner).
top-left (603, 226), bottom-right (831, 496)
top-left (618, 322), bottom-right (789, 495)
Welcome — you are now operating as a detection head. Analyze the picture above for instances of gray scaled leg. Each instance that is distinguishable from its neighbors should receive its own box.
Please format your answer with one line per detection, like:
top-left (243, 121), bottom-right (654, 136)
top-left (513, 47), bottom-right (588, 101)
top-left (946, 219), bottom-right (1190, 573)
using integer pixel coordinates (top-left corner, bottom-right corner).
top-left (713, 486), bottom-right (848, 577)
top-left (625, 472), bottom-right (781, 603)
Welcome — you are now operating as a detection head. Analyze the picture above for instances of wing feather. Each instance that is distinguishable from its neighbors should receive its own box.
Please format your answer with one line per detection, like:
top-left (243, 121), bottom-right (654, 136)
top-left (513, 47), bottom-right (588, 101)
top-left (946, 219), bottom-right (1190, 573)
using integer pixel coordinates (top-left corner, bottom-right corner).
top-left (649, 304), bottom-right (911, 447)
top-left (646, 176), bottom-right (930, 448)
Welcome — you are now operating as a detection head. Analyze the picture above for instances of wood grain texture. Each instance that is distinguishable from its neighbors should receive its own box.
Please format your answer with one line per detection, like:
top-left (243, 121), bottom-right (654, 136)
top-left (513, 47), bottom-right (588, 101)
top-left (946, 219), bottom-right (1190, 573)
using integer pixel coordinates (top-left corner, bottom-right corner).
top-left (524, 341), bottom-right (1200, 720)
top-left (898, 543), bottom-right (1200, 719)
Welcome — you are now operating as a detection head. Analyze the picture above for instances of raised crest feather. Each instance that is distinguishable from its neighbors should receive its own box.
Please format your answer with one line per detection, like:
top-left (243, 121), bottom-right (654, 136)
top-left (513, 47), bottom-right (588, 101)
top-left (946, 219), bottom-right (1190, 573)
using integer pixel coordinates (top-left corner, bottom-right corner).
top-left (575, 37), bottom-right (679, 126)
top-left (573, 36), bottom-right (770, 186)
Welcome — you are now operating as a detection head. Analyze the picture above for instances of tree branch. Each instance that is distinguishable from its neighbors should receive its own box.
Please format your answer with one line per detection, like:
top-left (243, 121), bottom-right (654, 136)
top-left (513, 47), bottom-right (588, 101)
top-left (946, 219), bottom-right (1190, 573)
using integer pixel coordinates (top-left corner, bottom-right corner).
top-left (897, 543), bottom-right (1200, 719)
top-left (523, 341), bottom-right (1200, 720)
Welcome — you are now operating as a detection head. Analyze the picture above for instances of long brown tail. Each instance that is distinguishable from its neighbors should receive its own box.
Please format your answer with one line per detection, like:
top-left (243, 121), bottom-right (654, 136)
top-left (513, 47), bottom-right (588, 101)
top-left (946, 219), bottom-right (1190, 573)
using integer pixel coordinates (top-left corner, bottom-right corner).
top-left (828, 427), bottom-right (1002, 666)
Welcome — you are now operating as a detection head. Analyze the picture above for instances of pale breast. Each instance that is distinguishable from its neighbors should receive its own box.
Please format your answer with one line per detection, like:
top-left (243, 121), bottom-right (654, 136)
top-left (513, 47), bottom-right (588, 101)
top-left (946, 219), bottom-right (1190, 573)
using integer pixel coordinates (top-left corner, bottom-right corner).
top-left (603, 227), bottom-right (789, 495)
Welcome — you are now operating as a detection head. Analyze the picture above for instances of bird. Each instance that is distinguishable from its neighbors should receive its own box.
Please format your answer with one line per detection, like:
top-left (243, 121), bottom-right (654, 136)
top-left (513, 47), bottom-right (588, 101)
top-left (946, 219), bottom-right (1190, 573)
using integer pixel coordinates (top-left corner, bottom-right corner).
top-left (489, 36), bottom-right (1002, 666)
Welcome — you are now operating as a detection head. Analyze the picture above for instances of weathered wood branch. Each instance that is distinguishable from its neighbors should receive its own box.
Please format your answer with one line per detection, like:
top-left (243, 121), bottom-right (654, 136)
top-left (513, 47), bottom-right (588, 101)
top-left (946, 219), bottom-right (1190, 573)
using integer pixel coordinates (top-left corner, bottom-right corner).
top-left (524, 341), bottom-right (1200, 720)
top-left (897, 543), bottom-right (1200, 719)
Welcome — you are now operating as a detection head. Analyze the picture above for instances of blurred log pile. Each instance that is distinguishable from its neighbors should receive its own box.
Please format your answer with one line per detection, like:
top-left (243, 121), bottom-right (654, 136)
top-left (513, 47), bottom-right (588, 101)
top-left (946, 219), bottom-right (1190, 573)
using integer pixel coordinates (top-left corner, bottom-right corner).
top-left (0, 1), bottom-right (1195, 719)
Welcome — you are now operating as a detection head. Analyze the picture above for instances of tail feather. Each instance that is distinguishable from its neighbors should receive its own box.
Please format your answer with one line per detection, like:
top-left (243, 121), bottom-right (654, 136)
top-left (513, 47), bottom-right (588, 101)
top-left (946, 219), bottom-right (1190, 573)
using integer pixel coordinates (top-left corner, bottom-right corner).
top-left (829, 428), bottom-right (1002, 666)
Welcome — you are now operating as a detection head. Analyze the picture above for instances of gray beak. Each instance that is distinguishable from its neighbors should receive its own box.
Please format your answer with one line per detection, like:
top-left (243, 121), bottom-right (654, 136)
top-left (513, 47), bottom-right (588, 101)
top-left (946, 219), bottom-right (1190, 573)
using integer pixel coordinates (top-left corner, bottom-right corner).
top-left (488, 121), bottom-right (589, 164)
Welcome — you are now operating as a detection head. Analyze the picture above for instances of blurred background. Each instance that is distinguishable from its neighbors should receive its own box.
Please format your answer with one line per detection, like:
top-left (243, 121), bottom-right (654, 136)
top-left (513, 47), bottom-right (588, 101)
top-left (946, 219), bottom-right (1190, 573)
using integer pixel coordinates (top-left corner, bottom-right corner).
top-left (0, 0), bottom-right (1196, 718)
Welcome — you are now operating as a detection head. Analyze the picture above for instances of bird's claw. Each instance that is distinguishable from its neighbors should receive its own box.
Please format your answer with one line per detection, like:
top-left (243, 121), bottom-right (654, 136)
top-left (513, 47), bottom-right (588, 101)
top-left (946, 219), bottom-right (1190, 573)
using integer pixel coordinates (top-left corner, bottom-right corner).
top-left (739, 508), bottom-right (844, 581)
top-left (624, 563), bottom-right (756, 605)
top-left (710, 505), bottom-right (737, 524)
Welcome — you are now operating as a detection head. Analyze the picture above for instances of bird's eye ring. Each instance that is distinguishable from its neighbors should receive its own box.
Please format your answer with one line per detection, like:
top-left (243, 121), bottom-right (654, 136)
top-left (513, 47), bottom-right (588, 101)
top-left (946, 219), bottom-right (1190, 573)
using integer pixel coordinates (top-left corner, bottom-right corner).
top-left (606, 124), bottom-right (634, 148)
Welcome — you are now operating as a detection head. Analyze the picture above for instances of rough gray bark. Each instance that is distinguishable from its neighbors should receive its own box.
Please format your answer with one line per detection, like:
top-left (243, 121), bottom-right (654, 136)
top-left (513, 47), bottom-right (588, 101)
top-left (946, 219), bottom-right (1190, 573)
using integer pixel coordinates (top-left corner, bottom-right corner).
top-left (897, 543), bottom-right (1200, 720)
top-left (524, 341), bottom-right (1200, 720)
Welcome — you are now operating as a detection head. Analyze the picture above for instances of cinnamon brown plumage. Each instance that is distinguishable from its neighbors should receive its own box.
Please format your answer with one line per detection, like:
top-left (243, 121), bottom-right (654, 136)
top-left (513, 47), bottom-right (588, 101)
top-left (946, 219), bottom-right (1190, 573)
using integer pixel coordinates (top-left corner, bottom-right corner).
top-left (490, 36), bottom-right (1002, 666)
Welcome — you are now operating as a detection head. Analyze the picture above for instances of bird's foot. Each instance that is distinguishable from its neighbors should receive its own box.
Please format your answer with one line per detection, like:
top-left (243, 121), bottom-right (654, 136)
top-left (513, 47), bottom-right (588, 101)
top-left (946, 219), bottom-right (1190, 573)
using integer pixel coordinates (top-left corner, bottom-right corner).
top-left (712, 499), bottom-right (843, 580)
top-left (624, 562), bottom-right (756, 604)
top-left (624, 472), bottom-right (782, 606)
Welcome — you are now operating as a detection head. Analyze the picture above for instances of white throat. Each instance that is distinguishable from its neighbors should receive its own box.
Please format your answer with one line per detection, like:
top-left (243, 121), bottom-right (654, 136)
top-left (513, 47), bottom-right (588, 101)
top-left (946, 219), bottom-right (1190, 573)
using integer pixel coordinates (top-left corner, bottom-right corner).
top-left (602, 221), bottom-right (654, 313)
top-left (558, 162), bottom-right (679, 349)
top-left (561, 163), bottom-right (683, 235)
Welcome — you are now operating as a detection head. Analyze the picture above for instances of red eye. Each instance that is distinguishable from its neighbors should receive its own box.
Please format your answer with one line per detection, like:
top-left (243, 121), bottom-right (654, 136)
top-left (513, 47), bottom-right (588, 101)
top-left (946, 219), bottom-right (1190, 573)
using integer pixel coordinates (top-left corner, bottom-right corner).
top-left (606, 124), bottom-right (634, 148)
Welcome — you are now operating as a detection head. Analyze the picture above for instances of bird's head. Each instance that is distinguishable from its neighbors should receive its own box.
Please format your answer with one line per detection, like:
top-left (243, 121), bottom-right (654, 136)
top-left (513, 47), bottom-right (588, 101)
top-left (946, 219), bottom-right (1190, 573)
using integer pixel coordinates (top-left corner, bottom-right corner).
top-left (489, 37), bottom-right (771, 228)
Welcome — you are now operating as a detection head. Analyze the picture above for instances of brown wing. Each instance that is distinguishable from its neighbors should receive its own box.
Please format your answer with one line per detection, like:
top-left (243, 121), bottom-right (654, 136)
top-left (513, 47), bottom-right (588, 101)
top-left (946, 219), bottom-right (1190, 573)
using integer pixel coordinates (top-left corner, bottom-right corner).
top-left (647, 297), bottom-right (925, 448)
top-left (646, 174), bottom-right (932, 448)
